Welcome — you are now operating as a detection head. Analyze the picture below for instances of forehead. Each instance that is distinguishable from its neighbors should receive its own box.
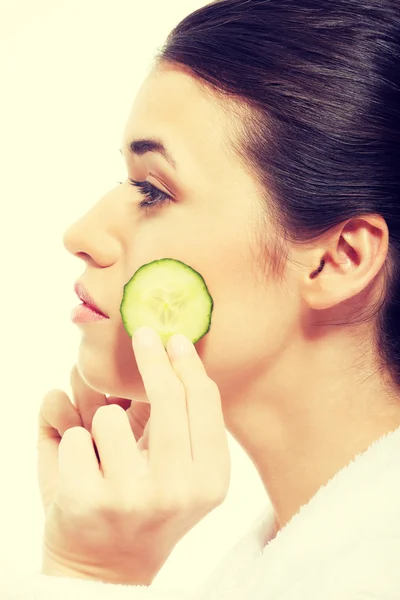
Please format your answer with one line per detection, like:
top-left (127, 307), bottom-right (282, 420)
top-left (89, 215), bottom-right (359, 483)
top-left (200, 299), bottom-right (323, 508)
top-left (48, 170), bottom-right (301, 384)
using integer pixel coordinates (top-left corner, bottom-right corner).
top-left (122, 64), bottom-right (239, 179)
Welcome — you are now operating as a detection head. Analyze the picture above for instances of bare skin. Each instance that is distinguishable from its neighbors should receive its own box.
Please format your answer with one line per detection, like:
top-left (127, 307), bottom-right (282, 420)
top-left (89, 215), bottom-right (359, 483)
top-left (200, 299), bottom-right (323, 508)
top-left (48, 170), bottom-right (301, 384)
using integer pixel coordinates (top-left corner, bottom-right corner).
top-left (39, 333), bottom-right (230, 585)
top-left (41, 62), bottom-right (400, 580)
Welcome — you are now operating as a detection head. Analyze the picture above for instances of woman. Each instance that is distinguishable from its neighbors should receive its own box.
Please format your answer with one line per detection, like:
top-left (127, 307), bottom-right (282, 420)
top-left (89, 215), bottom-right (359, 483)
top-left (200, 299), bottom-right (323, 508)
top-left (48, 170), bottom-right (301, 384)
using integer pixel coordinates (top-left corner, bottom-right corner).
top-left (4, 0), bottom-right (400, 597)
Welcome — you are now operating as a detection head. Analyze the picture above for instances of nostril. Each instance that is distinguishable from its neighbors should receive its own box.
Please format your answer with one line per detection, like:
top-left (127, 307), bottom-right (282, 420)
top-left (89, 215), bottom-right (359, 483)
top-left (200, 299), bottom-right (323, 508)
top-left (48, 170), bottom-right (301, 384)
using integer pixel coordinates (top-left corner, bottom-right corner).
top-left (76, 251), bottom-right (91, 261)
top-left (75, 252), bottom-right (99, 268)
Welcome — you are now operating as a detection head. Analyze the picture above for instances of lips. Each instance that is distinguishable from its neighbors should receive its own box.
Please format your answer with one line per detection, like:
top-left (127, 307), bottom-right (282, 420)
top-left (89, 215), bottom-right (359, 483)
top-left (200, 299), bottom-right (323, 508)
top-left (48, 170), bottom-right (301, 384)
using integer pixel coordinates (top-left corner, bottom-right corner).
top-left (74, 281), bottom-right (109, 318)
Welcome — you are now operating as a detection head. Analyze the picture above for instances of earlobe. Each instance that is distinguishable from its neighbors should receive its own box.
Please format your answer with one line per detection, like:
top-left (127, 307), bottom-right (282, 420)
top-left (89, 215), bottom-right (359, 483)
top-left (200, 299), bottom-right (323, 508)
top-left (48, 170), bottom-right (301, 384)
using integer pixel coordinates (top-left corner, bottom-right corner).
top-left (300, 215), bottom-right (389, 311)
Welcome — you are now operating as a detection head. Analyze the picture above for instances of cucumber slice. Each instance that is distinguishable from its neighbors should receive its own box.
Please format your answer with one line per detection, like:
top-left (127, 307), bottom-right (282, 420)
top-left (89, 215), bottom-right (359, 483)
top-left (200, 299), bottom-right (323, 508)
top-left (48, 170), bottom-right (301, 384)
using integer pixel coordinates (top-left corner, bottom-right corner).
top-left (120, 258), bottom-right (213, 346)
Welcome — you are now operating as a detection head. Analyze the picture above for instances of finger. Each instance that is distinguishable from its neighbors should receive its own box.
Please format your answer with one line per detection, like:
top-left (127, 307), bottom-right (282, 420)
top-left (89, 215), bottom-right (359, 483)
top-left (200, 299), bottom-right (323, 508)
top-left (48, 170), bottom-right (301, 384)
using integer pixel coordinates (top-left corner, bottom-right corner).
top-left (166, 334), bottom-right (229, 471)
top-left (91, 404), bottom-right (147, 482)
top-left (37, 390), bottom-right (84, 513)
top-left (38, 389), bottom-right (83, 440)
top-left (37, 432), bottom-right (59, 513)
top-left (58, 426), bottom-right (102, 496)
top-left (132, 327), bottom-right (192, 474)
top-left (125, 400), bottom-right (151, 442)
top-left (136, 418), bottom-right (150, 451)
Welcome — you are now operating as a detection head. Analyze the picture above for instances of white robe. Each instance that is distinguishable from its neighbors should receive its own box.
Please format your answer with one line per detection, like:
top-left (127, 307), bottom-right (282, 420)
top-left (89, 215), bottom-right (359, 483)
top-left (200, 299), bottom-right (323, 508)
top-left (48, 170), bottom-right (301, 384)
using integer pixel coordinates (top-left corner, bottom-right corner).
top-left (3, 425), bottom-right (400, 599)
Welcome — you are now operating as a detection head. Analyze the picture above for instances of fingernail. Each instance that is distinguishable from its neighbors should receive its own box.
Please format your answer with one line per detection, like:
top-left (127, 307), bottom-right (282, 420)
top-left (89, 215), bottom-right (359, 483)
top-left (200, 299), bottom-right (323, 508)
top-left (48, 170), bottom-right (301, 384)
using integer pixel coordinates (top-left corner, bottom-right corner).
top-left (133, 326), bottom-right (159, 347)
top-left (168, 334), bottom-right (193, 356)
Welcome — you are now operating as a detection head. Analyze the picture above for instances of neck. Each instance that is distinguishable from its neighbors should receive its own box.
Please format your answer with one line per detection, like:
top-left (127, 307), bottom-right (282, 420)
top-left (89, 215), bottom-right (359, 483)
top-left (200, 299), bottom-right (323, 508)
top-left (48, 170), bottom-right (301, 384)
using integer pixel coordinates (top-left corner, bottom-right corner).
top-left (224, 338), bottom-right (400, 532)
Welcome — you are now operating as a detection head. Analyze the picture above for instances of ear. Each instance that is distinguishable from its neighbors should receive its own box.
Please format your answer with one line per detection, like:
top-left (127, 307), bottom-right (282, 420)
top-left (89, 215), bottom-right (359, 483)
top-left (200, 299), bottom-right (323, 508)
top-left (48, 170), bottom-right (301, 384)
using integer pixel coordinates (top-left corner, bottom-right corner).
top-left (300, 215), bottom-right (389, 310)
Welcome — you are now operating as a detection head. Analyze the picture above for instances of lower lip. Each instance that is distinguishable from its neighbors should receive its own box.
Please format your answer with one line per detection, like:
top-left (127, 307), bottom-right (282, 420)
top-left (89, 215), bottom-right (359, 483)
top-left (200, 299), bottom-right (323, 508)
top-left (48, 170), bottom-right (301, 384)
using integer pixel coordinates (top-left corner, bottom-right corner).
top-left (71, 303), bottom-right (108, 323)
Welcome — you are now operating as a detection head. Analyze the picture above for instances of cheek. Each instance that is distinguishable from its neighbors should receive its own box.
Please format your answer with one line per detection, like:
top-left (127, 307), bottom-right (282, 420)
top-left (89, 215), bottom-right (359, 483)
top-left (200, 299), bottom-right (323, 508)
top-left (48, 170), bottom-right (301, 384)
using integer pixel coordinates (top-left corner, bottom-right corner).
top-left (193, 268), bottom-right (265, 383)
top-left (195, 267), bottom-right (297, 396)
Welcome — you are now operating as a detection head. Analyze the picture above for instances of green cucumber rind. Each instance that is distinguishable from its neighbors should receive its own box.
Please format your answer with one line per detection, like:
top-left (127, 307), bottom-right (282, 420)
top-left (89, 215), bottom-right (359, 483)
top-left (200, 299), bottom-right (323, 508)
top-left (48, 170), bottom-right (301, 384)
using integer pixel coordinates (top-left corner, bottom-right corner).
top-left (120, 258), bottom-right (213, 344)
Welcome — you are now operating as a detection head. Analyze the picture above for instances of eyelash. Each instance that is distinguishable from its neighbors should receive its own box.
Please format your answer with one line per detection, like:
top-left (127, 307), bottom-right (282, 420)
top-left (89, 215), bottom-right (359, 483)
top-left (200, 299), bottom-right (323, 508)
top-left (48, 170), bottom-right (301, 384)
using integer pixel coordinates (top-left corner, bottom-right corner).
top-left (117, 178), bottom-right (172, 210)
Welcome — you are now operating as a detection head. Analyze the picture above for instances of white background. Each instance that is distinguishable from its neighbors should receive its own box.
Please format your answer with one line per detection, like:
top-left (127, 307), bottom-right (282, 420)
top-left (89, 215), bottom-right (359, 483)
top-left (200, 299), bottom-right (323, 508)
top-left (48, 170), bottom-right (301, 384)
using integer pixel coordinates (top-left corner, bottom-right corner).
top-left (0, 0), bottom-right (268, 592)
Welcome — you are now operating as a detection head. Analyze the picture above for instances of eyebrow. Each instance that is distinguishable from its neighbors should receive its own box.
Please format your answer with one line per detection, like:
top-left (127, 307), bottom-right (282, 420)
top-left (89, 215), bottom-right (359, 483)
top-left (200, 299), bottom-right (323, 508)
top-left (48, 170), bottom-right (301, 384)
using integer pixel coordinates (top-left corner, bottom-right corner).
top-left (119, 138), bottom-right (177, 170)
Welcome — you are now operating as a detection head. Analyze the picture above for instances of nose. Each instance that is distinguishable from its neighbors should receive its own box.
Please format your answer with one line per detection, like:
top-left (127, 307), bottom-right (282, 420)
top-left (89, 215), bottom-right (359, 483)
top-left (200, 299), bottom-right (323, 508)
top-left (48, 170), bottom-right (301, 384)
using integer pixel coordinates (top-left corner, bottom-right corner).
top-left (63, 198), bottom-right (122, 268)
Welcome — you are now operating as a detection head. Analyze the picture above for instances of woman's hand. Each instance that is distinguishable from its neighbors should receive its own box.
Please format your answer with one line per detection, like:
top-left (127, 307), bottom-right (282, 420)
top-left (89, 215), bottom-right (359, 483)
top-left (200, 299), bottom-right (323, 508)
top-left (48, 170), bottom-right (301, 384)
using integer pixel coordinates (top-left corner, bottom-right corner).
top-left (37, 327), bottom-right (230, 585)
top-left (37, 365), bottom-right (151, 516)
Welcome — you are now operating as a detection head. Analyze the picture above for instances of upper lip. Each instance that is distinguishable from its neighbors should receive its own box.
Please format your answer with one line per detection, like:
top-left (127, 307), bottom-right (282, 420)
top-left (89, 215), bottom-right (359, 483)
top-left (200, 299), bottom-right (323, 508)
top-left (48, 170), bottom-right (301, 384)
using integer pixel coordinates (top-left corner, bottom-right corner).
top-left (74, 281), bottom-right (109, 318)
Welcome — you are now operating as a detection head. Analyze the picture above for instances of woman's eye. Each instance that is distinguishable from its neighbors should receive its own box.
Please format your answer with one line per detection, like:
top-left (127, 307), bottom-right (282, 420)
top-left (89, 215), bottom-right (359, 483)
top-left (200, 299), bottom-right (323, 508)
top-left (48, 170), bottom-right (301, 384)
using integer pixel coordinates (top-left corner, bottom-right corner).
top-left (126, 178), bottom-right (173, 210)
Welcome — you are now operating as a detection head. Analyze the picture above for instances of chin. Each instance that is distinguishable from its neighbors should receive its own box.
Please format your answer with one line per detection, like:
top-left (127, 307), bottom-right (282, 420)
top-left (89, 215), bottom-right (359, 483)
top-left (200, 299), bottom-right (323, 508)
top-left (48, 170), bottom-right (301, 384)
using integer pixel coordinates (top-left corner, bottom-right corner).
top-left (76, 327), bottom-right (148, 401)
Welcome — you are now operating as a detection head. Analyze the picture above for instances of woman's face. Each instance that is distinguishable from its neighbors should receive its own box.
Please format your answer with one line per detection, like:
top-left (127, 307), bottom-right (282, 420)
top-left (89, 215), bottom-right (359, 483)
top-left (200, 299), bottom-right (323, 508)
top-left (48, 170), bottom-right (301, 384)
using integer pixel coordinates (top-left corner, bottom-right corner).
top-left (63, 64), bottom-right (299, 403)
